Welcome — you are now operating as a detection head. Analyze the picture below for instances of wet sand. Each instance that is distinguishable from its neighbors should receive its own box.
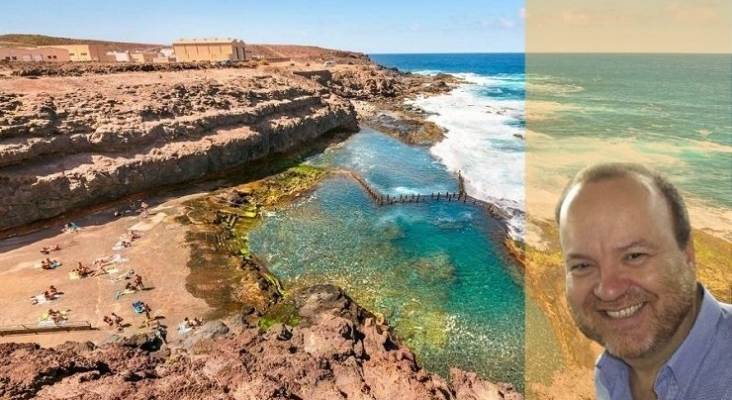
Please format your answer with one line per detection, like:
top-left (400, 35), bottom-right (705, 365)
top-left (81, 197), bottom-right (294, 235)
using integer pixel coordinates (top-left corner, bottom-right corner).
top-left (0, 192), bottom-right (213, 347)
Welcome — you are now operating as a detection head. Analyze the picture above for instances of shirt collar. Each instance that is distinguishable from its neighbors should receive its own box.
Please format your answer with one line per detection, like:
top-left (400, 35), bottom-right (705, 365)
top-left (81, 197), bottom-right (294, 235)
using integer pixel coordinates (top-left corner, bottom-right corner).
top-left (661, 284), bottom-right (722, 386)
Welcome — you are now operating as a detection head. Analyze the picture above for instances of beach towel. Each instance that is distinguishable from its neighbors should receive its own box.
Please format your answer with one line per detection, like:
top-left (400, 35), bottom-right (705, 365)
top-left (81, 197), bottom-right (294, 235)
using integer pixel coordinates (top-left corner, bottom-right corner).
top-left (95, 254), bottom-right (130, 267)
top-left (31, 294), bottom-right (61, 305)
top-left (178, 322), bottom-right (193, 335)
top-left (38, 310), bottom-right (68, 322)
top-left (114, 289), bottom-right (136, 300)
top-left (132, 301), bottom-right (145, 314)
top-left (110, 269), bottom-right (135, 283)
top-left (110, 254), bottom-right (129, 264)
top-left (69, 271), bottom-right (81, 280)
top-left (112, 242), bottom-right (127, 251)
top-left (37, 261), bottom-right (61, 269)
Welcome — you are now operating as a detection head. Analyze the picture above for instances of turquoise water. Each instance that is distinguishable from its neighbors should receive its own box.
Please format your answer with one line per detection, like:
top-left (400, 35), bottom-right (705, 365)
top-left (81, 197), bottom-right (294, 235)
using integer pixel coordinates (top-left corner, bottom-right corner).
top-left (249, 129), bottom-right (528, 388)
top-left (527, 54), bottom-right (732, 210)
top-left (247, 53), bottom-right (732, 393)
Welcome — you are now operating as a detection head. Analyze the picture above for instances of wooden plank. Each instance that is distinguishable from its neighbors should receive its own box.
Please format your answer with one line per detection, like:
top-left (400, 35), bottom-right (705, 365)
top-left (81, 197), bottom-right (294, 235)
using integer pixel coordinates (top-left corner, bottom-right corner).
top-left (0, 321), bottom-right (93, 336)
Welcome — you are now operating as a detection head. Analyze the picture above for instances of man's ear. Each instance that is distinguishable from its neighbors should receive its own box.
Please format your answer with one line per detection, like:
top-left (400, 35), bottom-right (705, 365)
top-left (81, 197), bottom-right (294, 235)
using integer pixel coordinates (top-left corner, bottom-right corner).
top-left (684, 237), bottom-right (696, 271)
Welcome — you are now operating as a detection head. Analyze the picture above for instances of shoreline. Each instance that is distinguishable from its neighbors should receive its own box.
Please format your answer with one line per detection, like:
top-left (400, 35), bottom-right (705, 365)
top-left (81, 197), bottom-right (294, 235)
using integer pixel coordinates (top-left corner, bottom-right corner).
top-left (1, 58), bottom-right (728, 398)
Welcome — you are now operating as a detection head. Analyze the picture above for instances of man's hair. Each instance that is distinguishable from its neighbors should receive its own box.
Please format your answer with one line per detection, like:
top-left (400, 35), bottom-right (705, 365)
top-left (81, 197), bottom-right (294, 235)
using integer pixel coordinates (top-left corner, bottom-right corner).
top-left (555, 162), bottom-right (691, 249)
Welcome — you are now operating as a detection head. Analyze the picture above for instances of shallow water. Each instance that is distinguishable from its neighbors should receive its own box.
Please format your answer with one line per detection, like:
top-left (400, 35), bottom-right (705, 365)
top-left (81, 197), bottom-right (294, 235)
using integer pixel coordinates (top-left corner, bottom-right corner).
top-left (249, 130), bottom-right (550, 390)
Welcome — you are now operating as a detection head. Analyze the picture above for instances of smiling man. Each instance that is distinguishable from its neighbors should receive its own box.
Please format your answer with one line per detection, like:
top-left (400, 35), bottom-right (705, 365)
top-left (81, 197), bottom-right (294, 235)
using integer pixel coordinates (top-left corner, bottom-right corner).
top-left (555, 162), bottom-right (732, 400)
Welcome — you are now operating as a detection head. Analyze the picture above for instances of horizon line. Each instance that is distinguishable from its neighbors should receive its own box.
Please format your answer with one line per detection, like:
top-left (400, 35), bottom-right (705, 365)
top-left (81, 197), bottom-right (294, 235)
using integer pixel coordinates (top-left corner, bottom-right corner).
top-left (368, 51), bottom-right (731, 55)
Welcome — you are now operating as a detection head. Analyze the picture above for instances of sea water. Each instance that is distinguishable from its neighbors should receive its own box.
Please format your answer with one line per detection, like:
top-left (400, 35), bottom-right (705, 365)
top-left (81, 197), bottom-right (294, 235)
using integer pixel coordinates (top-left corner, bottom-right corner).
top-left (525, 54), bottom-right (732, 237)
top-left (249, 54), bottom-right (539, 390)
top-left (249, 130), bottom-right (531, 389)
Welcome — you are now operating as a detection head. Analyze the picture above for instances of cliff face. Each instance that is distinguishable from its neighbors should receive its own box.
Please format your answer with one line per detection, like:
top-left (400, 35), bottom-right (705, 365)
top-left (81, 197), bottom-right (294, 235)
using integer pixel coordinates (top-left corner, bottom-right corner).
top-left (0, 68), bottom-right (358, 232)
top-left (0, 285), bottom-right (522, 400)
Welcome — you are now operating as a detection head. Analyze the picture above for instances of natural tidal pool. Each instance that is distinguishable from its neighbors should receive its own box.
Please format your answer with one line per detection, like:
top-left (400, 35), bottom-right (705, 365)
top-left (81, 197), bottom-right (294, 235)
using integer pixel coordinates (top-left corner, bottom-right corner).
top-left (249, 129), bottom-right (557, 390)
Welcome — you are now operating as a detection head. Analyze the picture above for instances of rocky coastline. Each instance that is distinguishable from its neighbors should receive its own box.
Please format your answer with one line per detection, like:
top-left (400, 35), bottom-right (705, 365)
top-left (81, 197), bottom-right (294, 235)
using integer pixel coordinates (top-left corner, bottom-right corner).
top-left (0, 55), bottom-right (526, 398)
top-left (0, 285), bottom-right (521, 399)
top-left (0, 58), bottom-right (459, 235)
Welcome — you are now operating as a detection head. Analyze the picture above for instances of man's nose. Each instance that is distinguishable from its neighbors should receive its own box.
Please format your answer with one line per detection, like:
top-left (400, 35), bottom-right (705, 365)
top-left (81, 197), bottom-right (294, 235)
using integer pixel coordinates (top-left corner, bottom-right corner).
top-left (593, 266), bottom-right (629, 301)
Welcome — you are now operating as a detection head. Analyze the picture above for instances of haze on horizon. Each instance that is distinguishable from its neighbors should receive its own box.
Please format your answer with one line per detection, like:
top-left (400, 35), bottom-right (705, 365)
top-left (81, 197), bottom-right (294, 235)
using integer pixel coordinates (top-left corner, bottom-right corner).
top-left (0, 0), bottom-right (524, 54)
top-left (527, 0), bottom-right (731, 53)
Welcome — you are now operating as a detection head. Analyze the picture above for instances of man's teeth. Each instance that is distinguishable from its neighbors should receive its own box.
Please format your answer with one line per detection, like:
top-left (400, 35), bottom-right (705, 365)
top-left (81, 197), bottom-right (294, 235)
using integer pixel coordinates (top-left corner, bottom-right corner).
top-left (606, 303), bottom-right (643, 319)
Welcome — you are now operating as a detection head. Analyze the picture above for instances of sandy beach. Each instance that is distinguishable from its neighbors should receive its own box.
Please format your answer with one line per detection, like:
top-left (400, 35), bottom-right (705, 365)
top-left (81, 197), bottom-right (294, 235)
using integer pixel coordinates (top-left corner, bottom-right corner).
top-left (0, 191), bottom-right (213, 347)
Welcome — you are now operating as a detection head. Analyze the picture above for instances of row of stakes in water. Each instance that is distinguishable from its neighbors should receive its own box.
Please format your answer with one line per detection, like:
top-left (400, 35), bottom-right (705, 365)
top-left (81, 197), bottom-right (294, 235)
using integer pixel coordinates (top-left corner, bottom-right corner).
top-left (376, 192), bottom-right (475, 205)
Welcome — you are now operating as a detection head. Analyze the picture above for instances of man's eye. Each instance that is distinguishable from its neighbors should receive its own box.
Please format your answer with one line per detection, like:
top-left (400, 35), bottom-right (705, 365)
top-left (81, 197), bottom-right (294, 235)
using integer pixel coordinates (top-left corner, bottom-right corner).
top-left (570, 263), bottom-right (591, 272)
top-left (626, 253), bottom-right (646, 261)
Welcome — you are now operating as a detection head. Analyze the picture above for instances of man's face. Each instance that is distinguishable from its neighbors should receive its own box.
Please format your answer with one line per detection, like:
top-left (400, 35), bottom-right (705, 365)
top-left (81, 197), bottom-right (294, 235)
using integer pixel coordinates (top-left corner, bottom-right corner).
top-left (558, 176), bottom-right (696, 361)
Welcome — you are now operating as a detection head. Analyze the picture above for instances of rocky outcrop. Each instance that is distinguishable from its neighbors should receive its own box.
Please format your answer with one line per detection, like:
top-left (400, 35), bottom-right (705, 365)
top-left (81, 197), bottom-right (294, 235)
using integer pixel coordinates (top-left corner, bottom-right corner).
top-left (0, 70), bottom-right (358, 232)
top-left (0, 285), bottom-right (522, 399)
top-left (329, 65), bottom-right (458, 101)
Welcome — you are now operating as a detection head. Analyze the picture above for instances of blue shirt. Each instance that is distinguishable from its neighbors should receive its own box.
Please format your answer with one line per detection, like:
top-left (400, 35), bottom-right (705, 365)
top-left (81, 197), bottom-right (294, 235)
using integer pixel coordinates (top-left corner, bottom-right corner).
top-left (595, 284), bottom-right (732, 400)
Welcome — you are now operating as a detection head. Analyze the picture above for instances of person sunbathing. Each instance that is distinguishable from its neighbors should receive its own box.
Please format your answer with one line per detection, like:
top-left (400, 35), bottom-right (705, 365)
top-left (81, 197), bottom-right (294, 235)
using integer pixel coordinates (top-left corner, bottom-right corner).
top-left (73, 262), bottom-right (91, 278)
top-left (193, 317), bottom-right (204, 328)
top-left (42, 258), bottom-right (60, 270)
top-left (111, 313), bottom-right (124, 331)
top-left (63, 222), bottom-right (80, 233)
top-left (103, 315), bottom-right (114, 327)
top-left (93, 254), bottom-right (120, 267)
top-left (40, 244), bottom-right (61, 255)
top-left (48, 309), bottom-right (63, 324)
top-left (48, 285), bottom-right (58, 296)
top-left (142, 303), bottom-right (152, 320)
top-left (133, 274), bottom-right (144, 290)
top-left (89, 264), bottom-right (110, 277)
top-left (124, 282), bottom-right (137, 293)
top-left (128, 230), bottom-right (142, 240)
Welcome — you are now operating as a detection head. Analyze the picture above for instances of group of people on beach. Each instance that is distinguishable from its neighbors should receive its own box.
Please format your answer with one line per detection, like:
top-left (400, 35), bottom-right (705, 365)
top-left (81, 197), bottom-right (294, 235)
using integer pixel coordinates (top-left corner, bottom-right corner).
top-left (183, 316), bottom-right (204, 329)
top-left (40, 244), bottom-right (61, 255)
top-left (30, 199), bottom-right (156, 332)
top-left (113, 201), bottom-right (149, 219)
top-left (123, 274), bottom-right (145, 292)
top-left (30, 285), bottom-right (60, 305)
top-left (40, 257), bottom-right (61, 270)
top-left (103, 312), bottom-right (124, 331)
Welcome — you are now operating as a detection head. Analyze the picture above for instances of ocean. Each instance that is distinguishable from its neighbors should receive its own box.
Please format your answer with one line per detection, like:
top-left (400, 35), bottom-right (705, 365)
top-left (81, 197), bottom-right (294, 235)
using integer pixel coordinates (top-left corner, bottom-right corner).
top-left (247, 53), bottom-right (731, 392)
top-left (525, 54), bottom-right (732, 239)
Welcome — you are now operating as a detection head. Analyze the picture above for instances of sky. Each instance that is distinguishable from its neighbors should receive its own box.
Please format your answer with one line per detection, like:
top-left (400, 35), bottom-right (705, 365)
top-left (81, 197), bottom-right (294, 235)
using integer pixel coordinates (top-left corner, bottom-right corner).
top-left (0, 0), bottom-right (526, 54)
top-left (527, 0), bottom-right (731, 53)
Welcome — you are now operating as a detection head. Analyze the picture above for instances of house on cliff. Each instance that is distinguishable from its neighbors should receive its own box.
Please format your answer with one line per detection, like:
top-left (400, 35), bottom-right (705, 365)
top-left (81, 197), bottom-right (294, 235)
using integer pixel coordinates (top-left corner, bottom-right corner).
top-left (42, 44), bottom-right (112, 62)
top-left (173, 38), bottom-right (247, 62)
top-left (0, 46), bottom-right (70, 62)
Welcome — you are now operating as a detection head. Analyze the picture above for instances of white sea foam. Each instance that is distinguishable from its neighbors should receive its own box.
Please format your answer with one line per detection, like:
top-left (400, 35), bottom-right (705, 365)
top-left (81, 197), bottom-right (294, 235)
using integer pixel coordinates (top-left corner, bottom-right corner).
top-left (410, 76), bottom-right (526, 241)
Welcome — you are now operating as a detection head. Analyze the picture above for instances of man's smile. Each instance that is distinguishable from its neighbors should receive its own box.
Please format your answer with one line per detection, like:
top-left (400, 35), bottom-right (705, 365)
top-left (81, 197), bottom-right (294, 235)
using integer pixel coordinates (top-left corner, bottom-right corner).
top-left (603, 302), bottom-right (645, 319)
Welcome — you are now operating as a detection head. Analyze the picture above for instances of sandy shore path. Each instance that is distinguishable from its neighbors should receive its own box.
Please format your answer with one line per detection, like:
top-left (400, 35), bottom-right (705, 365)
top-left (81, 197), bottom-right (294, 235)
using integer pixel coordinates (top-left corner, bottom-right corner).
top-left (0, 192), bottom-right (213, 347)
